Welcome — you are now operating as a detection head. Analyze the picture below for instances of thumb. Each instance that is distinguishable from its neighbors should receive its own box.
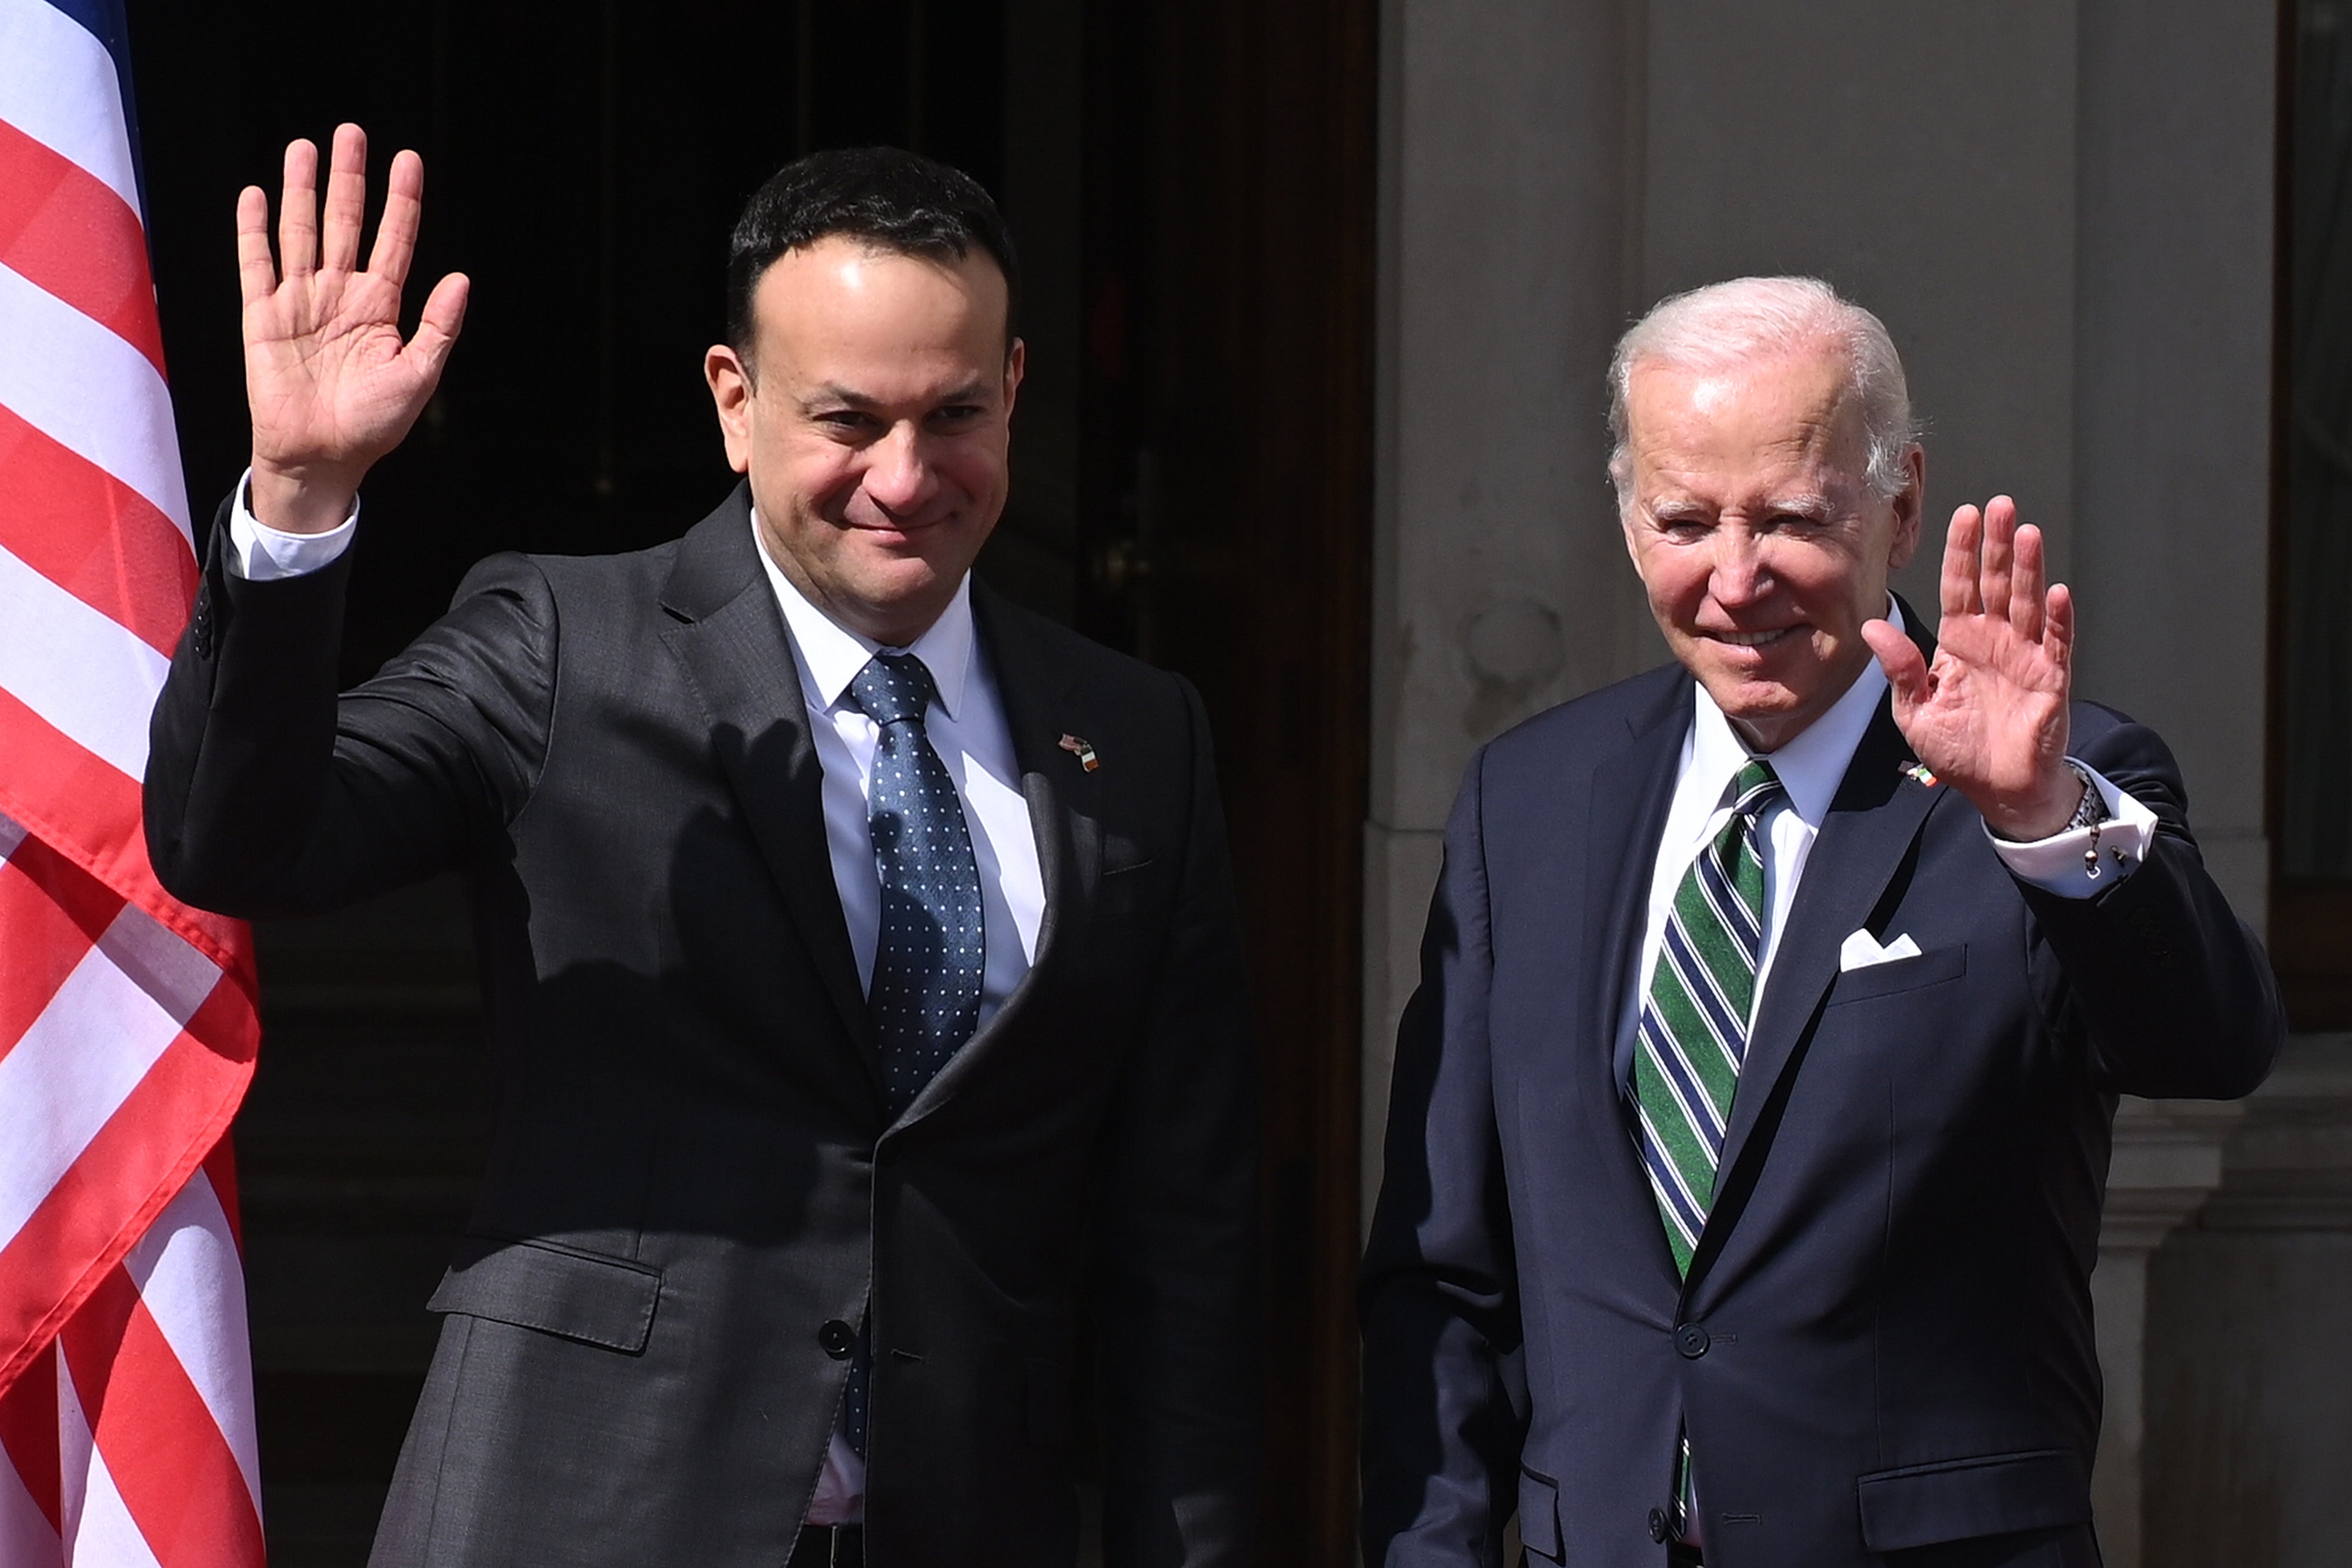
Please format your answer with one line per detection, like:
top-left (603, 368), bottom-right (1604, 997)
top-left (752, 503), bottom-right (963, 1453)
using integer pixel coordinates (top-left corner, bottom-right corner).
top-left (408, 272), bottom-right (470, 379)
top-left (1862, 618), bottom-right (1928, 713)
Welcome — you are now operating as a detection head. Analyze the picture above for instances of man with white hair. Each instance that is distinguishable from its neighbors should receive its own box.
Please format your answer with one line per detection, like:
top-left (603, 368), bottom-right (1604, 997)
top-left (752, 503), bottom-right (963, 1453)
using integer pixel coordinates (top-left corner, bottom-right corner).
top-left (1360, 277), bottom-right (2282, 1568)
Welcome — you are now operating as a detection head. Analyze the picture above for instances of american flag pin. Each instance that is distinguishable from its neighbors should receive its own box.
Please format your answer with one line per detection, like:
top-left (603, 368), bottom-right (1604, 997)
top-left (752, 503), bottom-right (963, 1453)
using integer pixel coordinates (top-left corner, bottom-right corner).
top-left (1900, 760), bottom-right (1939, 788)
top-left (1058, 734), bottom-right (1100, 771)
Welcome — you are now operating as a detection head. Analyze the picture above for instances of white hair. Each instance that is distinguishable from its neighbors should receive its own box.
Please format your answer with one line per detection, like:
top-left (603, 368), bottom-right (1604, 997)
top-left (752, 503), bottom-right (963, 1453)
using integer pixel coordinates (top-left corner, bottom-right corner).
top-left (1605, 276), bottom-right (1922, 508)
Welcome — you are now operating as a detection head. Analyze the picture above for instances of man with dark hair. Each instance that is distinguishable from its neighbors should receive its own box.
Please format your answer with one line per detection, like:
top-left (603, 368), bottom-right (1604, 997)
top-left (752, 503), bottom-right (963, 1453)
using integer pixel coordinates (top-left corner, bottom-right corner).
top-left (723, 144), bottom-right (1023, 359)
top-left (145, 124), bottom-right (1260, 1568)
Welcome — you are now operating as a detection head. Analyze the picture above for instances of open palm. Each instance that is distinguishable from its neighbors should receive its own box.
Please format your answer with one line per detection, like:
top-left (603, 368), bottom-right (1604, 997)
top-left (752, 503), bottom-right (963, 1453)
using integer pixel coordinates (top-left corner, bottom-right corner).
top-left (1862, 497), bottom-right (2080, 840)
top-left (239, 124), bottom-right (468, 531)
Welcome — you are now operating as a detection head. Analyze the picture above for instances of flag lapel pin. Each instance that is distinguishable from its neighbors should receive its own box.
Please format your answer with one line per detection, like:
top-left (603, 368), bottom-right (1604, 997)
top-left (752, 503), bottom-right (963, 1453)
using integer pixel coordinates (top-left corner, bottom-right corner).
top-left (1058, 734), bottom-right (1100, 771)
top-left (1899, 760), bottom-right (1939, 788)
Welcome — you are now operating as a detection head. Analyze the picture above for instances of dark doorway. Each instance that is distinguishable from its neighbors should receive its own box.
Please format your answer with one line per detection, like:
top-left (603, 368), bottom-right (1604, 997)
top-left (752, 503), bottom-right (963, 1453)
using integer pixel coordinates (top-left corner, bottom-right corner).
top-left (127, 3), bottom-right (1373, 1563)
top-left (2277, 0), bottom-right (2352, 1028)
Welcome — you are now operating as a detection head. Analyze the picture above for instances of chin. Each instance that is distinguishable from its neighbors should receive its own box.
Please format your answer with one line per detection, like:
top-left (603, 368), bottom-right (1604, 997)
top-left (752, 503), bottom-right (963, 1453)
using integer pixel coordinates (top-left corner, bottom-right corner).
top-left (1701, 673), bottom-right (1799, 727)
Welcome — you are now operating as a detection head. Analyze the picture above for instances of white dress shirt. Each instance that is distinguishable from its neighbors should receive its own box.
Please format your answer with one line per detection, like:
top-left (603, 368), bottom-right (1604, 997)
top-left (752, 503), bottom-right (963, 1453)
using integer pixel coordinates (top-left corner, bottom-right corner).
top-left (1615, 600), bottom-right (2158, 1084)
top-left (1612, 600), bottom-right (2157, 1544)
top-left (750, 512), bottom-right (1045, 1526)
top-left (226, 480), bottom-right (1050, 1526)
top-left (749, 514), bottom-right (1045, 1018)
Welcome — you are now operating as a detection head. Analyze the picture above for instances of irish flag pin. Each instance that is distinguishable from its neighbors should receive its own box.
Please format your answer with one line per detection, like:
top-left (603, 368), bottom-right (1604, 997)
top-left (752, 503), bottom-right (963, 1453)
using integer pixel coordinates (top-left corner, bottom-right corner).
top-left (1059, 734), bottom-right (1101, 771)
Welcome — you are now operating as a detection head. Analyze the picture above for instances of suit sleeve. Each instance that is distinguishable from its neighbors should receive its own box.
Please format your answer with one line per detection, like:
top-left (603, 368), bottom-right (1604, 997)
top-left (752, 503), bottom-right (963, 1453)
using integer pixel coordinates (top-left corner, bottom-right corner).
top-left (1090, 673), bottom-right (1263, 1568)
top-left (1359, 747), bottom-right (1528, 1568)
top-left (145, 497), bottom-right (556, 919)
top-left (2022, 707), bottom-right (2285, 1099)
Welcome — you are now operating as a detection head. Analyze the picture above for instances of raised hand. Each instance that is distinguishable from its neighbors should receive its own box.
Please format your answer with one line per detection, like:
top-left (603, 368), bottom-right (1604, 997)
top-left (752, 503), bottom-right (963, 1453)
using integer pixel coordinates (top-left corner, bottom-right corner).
top-left (1860, 496), bottom-right (2082, 840)
top-left (239, 123), bottom-right (469, 533)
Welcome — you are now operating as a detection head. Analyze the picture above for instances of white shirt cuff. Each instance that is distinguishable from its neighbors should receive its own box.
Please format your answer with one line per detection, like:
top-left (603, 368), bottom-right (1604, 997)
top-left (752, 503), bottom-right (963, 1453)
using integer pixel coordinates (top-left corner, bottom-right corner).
top-left (224, 469), bottom-right (359, 580)
top-left (1987, 763), bottom-right (2159, 899)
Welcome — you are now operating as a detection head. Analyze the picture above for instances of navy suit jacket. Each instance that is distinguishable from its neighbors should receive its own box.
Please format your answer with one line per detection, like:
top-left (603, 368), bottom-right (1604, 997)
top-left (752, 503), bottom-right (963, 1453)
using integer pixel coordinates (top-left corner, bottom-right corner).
top-left (1361, 620), bottom-right (2282, 1568)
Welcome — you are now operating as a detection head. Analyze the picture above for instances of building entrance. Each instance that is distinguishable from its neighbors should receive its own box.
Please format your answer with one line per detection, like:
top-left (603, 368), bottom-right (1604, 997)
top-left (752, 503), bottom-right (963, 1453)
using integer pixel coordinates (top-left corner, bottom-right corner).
top-left (132, 2), bottom-right (1374, 1562)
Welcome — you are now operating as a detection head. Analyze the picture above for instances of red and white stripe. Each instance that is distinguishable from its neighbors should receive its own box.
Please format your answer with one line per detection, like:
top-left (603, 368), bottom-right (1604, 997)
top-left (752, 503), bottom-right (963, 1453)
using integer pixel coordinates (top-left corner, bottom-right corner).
top-left (0, 1), bottom-right (266, 1563)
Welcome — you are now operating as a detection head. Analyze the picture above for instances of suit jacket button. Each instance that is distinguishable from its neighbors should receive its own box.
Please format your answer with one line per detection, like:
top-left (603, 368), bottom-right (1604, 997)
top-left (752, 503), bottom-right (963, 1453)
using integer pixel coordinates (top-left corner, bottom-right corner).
top-left (1675, 1323), bottom-right (1710, 1358)
top-left (1648, 1506), bottom-right (1671, 1543)
top-left (818, 1319), bottom-right (857, 1359)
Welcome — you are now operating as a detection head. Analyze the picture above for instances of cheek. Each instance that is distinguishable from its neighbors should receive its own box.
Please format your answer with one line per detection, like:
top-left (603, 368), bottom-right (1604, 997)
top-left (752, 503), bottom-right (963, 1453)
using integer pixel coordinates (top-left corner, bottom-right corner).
top-left (940, 435), bottom-right (1011, 497)
top-left (1770, 547), bottom-right (1863, 614)
top-left (768, 442), bottom-right (862, 514)
top-left (1648, 559), bottom-right (1710, 624)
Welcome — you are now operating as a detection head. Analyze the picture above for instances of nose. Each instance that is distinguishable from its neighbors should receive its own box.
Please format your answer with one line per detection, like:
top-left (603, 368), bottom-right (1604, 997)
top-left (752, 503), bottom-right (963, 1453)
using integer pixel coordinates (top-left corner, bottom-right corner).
top-left (861, 423), bottom-right (940, 516)
top-left (1708, 526), bottom-right (1772, 606)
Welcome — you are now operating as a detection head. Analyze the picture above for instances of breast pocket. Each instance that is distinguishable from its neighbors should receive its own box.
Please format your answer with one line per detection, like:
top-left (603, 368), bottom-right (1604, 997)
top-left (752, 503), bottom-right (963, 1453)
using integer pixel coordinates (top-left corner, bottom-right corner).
top-left (1090, 854), bottom-right (1161, 932)
top-left (1828, 942), bottom-right (1969, 1006)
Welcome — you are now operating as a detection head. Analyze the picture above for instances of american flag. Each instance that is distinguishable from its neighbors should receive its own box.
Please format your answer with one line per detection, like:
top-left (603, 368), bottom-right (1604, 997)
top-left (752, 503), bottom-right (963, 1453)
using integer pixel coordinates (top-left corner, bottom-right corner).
top-left (0, 1), bottom-right (267, 1564)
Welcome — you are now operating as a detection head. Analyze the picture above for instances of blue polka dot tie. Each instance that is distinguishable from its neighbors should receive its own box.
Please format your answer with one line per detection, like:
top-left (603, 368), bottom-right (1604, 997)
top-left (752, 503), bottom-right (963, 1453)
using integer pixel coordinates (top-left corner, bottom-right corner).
top-left (847, 653), bottom-right (988, 1117)
top-left (840, 652), bottom-right (986, 1456)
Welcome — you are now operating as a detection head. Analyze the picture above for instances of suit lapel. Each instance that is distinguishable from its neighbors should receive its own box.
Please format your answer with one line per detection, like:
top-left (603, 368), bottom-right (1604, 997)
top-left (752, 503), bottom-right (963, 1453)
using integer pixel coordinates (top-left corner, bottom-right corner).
top-left (1577, 671), bottom-right (1694, 1293)
top-left (656, 489), bottom-right (877, 1066)
top-left (1698, 613), bottom-right (1946, 1279)
top-left (893, 583), bottom-right (1092, 1133)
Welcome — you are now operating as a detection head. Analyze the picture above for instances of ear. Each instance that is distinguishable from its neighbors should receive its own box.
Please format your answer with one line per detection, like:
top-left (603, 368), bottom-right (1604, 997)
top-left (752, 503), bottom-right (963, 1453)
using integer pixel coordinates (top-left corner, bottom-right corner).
top-left (1003, 337), bottom-right (1027, 416)
top-left (1886, 444), bottom-right (1927, 571)
top-left (705, 345), bottom-right (754, 475)
top-left (1618, 492), bottom-right (1646, 572)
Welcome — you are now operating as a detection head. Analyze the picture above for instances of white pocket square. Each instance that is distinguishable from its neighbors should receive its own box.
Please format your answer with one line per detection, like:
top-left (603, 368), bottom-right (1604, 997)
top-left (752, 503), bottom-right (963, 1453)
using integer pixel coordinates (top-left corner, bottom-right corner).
top-left (1839, 929), bottom-right (1923, 972)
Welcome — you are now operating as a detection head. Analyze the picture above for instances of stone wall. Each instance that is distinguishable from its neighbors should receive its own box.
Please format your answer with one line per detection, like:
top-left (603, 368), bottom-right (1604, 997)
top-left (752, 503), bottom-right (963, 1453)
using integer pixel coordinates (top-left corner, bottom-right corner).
top-left (2144, 1037), bottom-right (2352, 1568)
top-left (1368, 1), bottom-right (2297, 1559)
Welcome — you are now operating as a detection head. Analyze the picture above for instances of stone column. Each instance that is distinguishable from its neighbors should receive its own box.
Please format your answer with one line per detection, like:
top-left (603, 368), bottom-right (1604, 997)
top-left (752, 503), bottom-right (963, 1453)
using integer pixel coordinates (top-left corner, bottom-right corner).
top-left (2070, 0), bottom-right (2277, 932)
top-left (1365, 0), bottom-right (1645, 1212)
top-left (2092, 1098), bottom-right (2244, 1568)
top-left (2144, 1036), bottom-right (2352, 1568)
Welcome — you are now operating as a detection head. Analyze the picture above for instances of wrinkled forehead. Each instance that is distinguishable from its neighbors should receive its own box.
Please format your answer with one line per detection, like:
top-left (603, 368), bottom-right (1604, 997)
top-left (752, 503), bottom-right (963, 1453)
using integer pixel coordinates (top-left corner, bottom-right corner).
top-left (1625, 344), bottom-right (1870, 492)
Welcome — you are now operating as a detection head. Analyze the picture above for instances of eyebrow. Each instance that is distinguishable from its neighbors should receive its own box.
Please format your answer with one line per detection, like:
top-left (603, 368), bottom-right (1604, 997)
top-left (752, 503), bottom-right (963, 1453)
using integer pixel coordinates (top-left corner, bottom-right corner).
top-left (799, 380), bottom-right (993, 414)
top-left (1641, 490), bottom-right (1839, 523)
top-left (1642, 496), bottom-right (1712, 521)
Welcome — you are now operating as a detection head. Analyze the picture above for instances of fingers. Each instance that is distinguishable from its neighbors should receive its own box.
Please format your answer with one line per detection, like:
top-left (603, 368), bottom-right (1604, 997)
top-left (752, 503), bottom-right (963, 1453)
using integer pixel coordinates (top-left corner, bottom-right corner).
top-left (2009, 519), bottom-right (2047, 644)
top-left (368, 148), bottom-right (426, 289)
top-left (1862, 617), bottom-right (1930, 711)
top-left (235, 185), bottom-right (277, 307)
top-left (1979, 496), bottom-right (2016, 628)
top-left (2045, 582), bottom-right (2074, 673)
top-left (1939, 503), bottom-right (1983, 618)
top-left (278, 137), bottom-right (319, 279)
top-left (320, 123), bottom-right (369, 273)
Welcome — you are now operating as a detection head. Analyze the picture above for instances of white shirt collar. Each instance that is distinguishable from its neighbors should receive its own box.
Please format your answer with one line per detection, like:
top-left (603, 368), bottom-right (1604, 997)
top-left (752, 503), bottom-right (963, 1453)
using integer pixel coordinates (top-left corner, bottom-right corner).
top-left (750, 509), bottom-right (975, 720)
top-left (1686, 598), bottom-right (1904, 827)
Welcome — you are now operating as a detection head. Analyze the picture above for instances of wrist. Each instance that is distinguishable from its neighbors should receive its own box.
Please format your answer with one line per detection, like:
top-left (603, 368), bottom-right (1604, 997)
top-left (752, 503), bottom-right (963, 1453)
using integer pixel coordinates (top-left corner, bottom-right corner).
top-left (1984, 765), bottom-right (2085, 842)
top-left (248, 457), bottom-right (360, 535)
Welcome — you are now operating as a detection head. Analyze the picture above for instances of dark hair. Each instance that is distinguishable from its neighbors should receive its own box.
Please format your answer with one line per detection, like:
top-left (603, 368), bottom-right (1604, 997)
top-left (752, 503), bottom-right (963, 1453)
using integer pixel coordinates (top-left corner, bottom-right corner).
top-left (725, 146), bottom-right (1020, 366)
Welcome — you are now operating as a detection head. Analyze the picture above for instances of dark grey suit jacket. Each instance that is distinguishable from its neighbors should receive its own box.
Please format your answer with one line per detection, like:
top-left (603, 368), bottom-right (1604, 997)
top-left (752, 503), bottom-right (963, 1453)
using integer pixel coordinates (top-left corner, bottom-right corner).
top-left (1360, 614), bottom-right (2281, 1568)
top-left (146, 484), bottom-right (1261, 1568)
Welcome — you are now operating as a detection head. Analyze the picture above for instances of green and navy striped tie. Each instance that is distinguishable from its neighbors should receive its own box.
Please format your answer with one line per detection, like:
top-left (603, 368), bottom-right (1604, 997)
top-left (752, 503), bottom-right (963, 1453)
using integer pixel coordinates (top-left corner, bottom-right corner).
top-left (1635, 757), bottom-right (1781, 1272)
top-left (1635, 758), bottom-right (1780, 1536)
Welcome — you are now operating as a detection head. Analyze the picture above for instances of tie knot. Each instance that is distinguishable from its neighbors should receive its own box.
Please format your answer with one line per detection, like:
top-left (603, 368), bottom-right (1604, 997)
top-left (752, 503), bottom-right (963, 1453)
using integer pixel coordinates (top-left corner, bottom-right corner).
top-left (847, 653), bottom-right (940, 730)
top-left (1729, 758), bottom-right (1782, 818)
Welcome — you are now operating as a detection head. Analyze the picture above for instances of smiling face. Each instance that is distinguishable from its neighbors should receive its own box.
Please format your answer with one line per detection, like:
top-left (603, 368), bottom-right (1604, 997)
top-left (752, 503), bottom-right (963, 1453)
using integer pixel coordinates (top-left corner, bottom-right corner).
top-left (1619, 340), bottom-right (1923, 752)
top-left (706, 235), bottom-right (1024, 647)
